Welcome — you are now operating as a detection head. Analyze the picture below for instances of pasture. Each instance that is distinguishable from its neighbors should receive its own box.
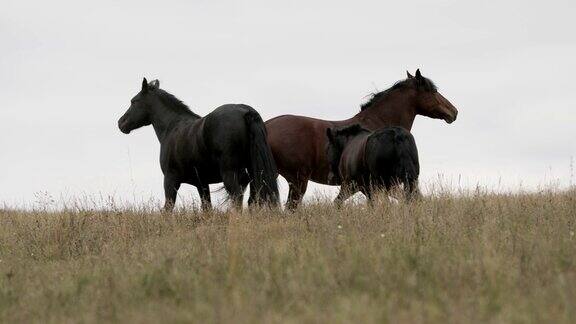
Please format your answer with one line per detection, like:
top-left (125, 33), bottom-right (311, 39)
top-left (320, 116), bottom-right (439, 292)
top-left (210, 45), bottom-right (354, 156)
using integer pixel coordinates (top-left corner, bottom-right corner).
top-left (1, 189), bottom-right (575, 323)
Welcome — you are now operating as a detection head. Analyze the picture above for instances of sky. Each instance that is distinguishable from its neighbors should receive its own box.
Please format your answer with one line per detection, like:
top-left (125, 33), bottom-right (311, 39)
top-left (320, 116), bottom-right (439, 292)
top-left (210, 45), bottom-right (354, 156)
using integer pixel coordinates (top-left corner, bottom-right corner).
top-left (1, 0), bottom-right (575, 208)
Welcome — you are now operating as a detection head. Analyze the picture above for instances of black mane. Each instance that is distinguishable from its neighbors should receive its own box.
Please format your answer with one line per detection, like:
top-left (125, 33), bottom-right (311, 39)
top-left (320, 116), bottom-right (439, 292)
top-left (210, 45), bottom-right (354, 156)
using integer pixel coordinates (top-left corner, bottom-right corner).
top-left (155, 88), bottom-right (201, 118)
top-left (360, 76), bottom-right (437, 111)
top-left (334, 124), bottom-right (370, 137)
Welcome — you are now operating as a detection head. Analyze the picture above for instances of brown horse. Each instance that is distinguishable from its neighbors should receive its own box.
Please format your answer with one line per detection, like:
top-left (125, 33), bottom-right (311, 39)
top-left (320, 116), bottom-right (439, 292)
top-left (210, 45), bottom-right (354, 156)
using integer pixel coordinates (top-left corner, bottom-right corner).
top-left (265, 69), bottom-right (458, 209)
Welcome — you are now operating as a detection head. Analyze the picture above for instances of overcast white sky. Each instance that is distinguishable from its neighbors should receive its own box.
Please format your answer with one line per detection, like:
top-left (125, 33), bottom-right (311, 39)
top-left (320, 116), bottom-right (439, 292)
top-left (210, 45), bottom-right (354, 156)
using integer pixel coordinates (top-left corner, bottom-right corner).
top-left (1, 0), bottom-right (575, 208)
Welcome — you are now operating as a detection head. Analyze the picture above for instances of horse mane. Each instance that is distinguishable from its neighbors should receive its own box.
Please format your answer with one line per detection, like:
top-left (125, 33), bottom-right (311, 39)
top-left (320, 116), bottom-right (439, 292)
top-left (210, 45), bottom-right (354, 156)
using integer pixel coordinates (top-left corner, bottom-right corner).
top-left (360, 76), bottom-right (437, 111)
top-left (334, 124), bottom-right (370, 137)
top-left (154, 88), bottom-right (201, 118)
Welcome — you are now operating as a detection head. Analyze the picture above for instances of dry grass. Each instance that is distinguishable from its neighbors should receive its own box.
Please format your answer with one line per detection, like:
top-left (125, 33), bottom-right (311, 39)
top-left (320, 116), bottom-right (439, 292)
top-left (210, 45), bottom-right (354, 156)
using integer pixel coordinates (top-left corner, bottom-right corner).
top-left (1, 189), bottom-right (575, 323)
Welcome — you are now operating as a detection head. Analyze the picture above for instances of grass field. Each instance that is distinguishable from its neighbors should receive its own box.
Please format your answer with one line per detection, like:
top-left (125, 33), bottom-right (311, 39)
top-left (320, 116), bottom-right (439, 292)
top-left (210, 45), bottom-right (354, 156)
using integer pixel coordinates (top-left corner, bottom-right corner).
top-left (1, 189), bottom-right (575, 323)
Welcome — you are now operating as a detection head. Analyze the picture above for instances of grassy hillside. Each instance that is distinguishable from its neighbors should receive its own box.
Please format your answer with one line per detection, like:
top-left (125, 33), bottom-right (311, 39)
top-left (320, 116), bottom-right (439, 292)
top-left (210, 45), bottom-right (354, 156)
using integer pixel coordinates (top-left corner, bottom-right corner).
top-left (1, 190), bottom-right (575, 323)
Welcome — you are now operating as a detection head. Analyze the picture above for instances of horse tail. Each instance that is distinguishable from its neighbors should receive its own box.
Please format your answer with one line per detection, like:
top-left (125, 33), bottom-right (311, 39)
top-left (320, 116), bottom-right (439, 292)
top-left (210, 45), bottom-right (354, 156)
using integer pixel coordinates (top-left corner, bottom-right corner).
top-left (244, 108), bottom-right (280, 206)
top-left (391, 128), bottom-right (420, 198)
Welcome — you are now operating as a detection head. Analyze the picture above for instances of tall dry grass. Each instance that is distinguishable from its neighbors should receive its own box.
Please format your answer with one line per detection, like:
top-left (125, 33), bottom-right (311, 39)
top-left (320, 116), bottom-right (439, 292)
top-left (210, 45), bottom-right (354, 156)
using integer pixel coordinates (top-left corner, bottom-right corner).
top-left (0, 189), bottom-right (575, 323)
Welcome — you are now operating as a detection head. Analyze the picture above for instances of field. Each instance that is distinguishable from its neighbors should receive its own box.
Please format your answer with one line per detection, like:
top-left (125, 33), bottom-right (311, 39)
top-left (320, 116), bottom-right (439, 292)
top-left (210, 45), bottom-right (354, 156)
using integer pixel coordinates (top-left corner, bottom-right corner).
top-left (1, 189), bottom-right (575, 323)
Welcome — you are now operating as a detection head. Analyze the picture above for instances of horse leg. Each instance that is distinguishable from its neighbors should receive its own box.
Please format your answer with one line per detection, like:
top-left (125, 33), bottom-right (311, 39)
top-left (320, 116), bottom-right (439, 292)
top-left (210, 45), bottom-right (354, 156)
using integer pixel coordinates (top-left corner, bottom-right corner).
top-left (286, 177), bottom-right (308, 211)
top-left (238, 170), bottom-right (255, 206)
top-left (405, 179), bottom-right (422, 201)
top-left (334, 187), bottom-right (353, 208)
top-left (334, 180), bottom-right (360, 207)
top-left (197, 184), bottom-right (212, 211)
top-left (222, 170), bottom-right (244, 211)
top-left (383, 180), bottom-right (397, 203)
top-left (163, 175), bottom-right (181, 212)
top-left (364, 186), bottom-right (381, 208)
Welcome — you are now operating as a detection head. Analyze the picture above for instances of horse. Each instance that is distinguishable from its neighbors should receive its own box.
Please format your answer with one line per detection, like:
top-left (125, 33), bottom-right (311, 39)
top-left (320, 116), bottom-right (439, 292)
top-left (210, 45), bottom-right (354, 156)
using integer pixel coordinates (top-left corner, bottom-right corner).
top-left (265, 69), bottom-right (458, 209)
top-left (117, 78), bottom-right (279, 211)
top-left (325, 124), bottom-right (420, 205)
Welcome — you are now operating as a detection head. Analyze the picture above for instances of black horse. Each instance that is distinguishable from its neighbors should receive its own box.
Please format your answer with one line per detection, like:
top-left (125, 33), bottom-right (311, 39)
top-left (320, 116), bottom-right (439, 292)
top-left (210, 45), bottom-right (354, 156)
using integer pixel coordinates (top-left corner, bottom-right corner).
top-left (118, 78), bottom-right (279, 211)
top-left (326, 125), bottom-right (420, 205)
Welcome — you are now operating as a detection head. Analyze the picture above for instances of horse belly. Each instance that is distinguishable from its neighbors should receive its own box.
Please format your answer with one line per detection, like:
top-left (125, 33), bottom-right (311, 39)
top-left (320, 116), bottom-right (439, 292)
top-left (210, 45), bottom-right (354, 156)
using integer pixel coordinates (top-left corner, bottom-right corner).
top-left (309, 164), bottom-right (332, 184)
top-left (182, 165), bottom-right (222, 186)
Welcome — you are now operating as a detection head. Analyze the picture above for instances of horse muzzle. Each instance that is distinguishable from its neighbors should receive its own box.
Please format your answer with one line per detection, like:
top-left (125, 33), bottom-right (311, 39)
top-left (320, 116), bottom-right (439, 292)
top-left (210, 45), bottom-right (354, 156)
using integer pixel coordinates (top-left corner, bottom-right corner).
top-left (443, 107), bottom-right (458, 124)
top-left (118, 118), bottom-right (131, 134)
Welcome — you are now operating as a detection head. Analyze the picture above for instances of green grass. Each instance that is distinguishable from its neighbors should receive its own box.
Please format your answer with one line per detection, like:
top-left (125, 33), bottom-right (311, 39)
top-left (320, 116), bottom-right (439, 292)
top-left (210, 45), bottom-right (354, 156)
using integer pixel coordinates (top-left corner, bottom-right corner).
top-left (1, 190), bottom-right (575, 323)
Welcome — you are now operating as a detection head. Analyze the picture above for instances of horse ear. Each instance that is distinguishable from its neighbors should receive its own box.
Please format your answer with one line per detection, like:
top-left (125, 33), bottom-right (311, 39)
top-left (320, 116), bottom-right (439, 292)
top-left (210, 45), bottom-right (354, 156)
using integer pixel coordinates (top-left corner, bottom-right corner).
top-left (406, 70), bottom-right (414, 79)
top-left (142, 78), bottom-right (148, 93)
top-left (415, 69), bottom-right (423, 80)
top-left (149, 79), bottom-right (160, 90)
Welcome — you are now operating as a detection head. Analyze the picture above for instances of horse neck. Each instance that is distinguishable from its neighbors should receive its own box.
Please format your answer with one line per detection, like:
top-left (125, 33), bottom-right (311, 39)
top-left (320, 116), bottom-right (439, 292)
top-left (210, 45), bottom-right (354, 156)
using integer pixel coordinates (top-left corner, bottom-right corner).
top-left (353, 91), bottom-right (417, 131)
top-left (150, 104), bottom-right (198, 142)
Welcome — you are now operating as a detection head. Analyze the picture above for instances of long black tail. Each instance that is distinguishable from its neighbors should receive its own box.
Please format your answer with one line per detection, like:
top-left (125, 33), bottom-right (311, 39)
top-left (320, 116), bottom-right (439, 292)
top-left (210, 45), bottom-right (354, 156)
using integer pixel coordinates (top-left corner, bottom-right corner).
top-left (392, 129), bottom-right (420, 200)
top-left (244, 109), bottom-right (280, 206)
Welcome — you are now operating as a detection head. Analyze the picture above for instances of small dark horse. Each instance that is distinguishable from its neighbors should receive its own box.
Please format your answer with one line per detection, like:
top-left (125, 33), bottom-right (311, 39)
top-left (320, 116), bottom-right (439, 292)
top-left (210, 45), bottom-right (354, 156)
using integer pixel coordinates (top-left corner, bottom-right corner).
top-left (326, 125), bottom-right (420, 205)
top-left (117, 78), bottom-right (279, 211)
top-left (266, 69), bottom-right (458, 209)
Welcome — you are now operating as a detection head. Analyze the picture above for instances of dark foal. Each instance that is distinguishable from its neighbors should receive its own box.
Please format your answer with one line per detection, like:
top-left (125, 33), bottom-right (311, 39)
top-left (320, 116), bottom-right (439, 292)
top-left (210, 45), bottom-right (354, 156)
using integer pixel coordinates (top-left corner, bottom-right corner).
top-left (266, 69), bottom-right (457, 209)
top-left (326, 125), bottom-right (420, 205)
top-left (118, 78), bottom-right (279, 211)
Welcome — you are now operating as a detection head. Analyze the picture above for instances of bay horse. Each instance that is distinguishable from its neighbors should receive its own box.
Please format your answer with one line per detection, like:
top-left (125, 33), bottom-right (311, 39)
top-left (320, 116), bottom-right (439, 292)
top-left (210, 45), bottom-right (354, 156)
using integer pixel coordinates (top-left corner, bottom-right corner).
top-left (265, 69), bottom-right (458, 209)
top-left (326, 125), bottom-right (420, 205)
top-left (117, 78), bottom-right (279, 211)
